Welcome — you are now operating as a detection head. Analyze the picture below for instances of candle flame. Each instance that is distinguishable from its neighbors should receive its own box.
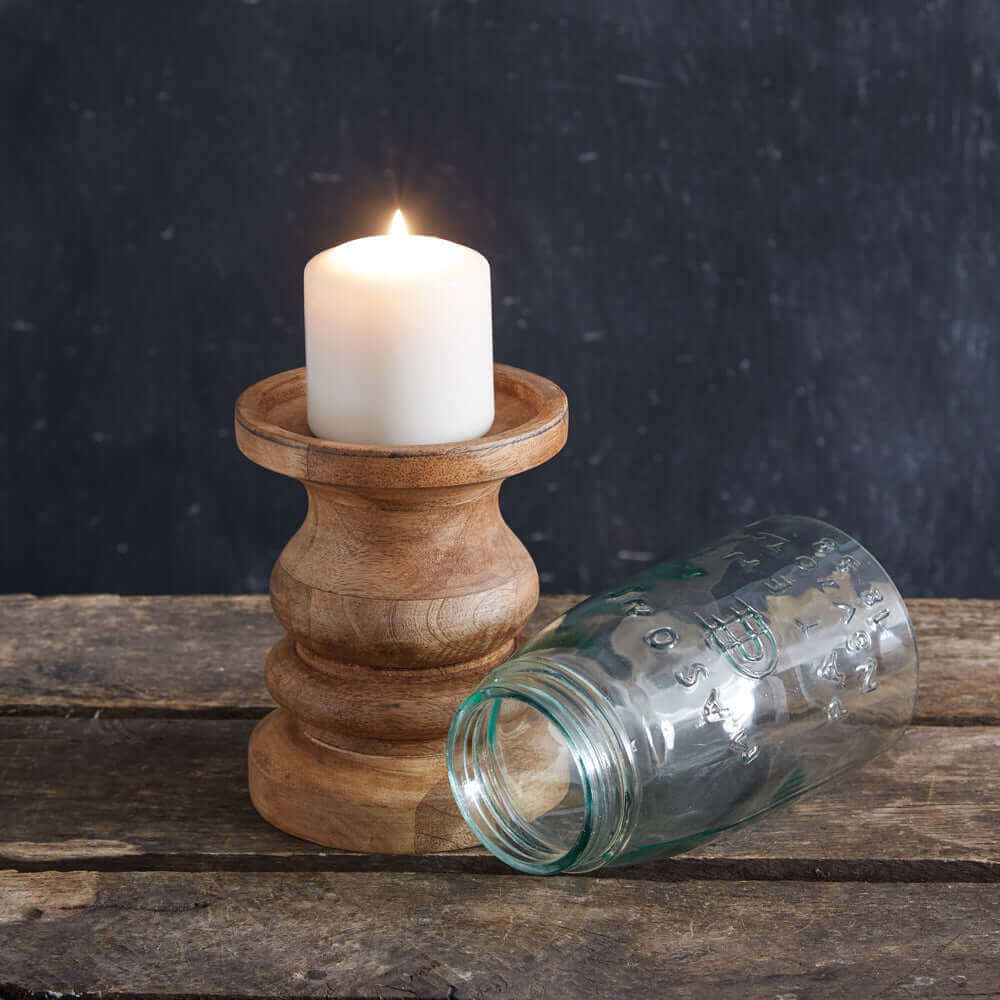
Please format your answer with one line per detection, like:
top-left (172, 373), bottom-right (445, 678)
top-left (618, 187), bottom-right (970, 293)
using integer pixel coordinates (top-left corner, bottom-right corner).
top-left (389, 209), bottom-right (408, 236)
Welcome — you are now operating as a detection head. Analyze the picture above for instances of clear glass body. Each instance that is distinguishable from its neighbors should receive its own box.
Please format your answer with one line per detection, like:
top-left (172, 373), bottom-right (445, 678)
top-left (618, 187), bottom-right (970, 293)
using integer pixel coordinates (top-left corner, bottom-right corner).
top-left (447, 516), bottom-right (919, 874)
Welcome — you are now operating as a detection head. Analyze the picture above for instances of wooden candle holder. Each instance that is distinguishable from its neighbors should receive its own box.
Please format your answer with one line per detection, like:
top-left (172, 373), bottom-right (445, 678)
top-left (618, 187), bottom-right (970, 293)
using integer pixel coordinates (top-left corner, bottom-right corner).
top-left (234, 364), bottom-right (568, 852)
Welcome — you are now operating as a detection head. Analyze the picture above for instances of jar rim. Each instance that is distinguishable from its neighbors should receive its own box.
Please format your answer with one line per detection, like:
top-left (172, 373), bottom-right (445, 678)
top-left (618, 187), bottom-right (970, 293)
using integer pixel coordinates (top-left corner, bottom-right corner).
top-left (448, 689), bottom-right (591, 874)
top-left (447, 658), bottom-right (637, 875)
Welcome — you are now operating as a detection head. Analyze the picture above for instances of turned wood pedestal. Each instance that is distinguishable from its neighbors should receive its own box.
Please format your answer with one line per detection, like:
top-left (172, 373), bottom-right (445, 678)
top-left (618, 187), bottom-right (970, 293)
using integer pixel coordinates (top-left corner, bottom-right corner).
top-left (234, 364), bottom-right (568, 852)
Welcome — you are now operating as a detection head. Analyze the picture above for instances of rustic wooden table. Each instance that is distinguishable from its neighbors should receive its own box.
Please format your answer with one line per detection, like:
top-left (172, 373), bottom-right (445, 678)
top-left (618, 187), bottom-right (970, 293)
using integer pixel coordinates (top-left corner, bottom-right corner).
top-left (1, 594), bottom-right (997, 999)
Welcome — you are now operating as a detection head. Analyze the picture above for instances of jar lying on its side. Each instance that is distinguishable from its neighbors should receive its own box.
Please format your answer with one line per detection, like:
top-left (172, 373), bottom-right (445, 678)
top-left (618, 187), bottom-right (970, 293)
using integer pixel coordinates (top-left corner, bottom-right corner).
top-left (447, 515), bottom-right (919, 874)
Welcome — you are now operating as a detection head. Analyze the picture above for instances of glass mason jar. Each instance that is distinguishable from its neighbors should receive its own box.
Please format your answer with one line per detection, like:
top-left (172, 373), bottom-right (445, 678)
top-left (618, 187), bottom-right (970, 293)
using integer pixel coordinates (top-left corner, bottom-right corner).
top-left (447, 516), bottom-right (918, 874)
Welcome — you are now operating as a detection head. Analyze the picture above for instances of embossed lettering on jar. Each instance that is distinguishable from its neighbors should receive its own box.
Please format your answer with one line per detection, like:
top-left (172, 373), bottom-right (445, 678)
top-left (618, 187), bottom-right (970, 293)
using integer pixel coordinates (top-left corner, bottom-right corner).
top-left (447, 516), bottom-right (919, 874)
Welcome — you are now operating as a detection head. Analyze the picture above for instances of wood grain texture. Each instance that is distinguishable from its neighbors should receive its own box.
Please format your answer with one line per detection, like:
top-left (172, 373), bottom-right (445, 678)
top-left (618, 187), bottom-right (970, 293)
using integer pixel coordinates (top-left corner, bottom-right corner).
top-left (0, 593), bottom-right (282, 716)
top-left (0, 596), bottom-right (997, 1000)
top-left (1, 595), bottom-right (995, 723)
top-left (235, 365), bottom-right (569, 489)
top-left (232, 365), bottom-right (568, 852)
top-left (908, 599), bottom-right (1000, 724)
top-left (0, 718), bottom-right (995, 876)
top-left (1, 871), bottom-right (997, 999)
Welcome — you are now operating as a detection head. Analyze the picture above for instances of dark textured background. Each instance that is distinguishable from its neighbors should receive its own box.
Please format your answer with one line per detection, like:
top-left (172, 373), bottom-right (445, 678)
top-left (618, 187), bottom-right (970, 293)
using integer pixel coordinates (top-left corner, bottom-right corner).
top-left (2, 0), bottom-right (998, 597)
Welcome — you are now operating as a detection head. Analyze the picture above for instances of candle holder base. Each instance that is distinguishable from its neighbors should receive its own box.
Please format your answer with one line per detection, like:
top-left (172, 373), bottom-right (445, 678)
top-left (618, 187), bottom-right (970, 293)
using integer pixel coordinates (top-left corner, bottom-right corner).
top-left (235, 364), bottom-right (567, 853)
top-left (249, 707), bottom-right (471, 853)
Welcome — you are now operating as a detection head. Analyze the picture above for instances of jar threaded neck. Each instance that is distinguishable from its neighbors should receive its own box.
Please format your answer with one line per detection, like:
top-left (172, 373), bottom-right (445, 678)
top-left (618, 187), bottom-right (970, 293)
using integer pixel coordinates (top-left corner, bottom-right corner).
top-left (447, 657), bottom-right (637, 874)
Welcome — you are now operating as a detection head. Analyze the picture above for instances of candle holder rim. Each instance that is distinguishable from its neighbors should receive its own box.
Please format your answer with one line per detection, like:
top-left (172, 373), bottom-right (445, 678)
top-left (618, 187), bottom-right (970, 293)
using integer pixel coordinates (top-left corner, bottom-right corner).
top-left (235, 363), bottom-right (568, 488)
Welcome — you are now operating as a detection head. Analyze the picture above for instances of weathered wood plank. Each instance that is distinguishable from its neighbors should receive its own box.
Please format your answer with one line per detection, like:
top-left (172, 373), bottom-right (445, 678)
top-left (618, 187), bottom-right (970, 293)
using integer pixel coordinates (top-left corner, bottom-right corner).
top-left (0, 718), bottom-right (995, 875)
top-left (0, 593), bottom-right (283, 717)
top-left (0, 594), bottom-right (579, 717)
top-left (909, 599), bottom-right (1000, 724)
top-left (1, 871), bottom-right (996, 999)
top-left (0, 595), bottom-right (994, 723)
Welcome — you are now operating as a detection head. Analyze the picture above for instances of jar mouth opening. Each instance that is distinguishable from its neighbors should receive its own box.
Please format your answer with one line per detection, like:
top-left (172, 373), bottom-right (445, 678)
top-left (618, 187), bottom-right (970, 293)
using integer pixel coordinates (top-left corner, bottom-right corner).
top-left (447, 689), bottom-right (593, 875)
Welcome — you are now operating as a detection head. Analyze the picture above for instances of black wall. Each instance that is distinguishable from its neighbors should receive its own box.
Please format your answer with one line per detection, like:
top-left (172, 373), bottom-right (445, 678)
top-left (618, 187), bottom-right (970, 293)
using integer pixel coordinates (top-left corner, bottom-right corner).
top-left (3, 1), bottom-right (998, 597)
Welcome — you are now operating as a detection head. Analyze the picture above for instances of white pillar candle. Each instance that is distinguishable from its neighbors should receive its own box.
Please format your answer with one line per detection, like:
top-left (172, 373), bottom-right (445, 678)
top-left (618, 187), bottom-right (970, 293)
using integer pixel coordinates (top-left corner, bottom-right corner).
top-left (304, 211), bottom-right (495, 446)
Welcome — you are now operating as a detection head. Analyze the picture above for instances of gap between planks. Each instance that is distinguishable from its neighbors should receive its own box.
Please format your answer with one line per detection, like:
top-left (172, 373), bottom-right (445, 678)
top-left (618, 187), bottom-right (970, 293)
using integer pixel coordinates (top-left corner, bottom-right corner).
top-left (0, 852), bottom-right (996, 883)
top-left (3, 704), bottom-right (998, 725)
